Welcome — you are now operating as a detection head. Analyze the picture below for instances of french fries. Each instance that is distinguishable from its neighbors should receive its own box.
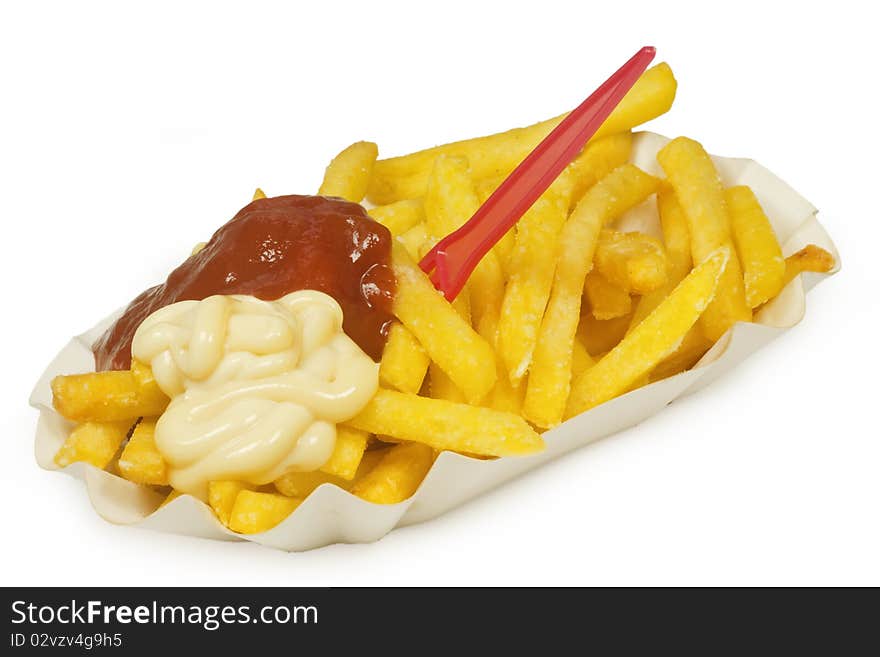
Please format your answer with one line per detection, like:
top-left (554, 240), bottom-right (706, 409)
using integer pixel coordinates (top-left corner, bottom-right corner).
top-left (423, 155), bottom-right (505, 326)
top-left (655, 183), bottom-right (693, 280)
top-left (318, 141), bottom-right (378, 202)
top-left (369, 199), bottom-right (424, 236)
top-left (657, 137), bottom-right (752, 340)
top-left (379, 322), bottom-right (430, 395)
top-left (498, 192), bottom-right (568, 384)
top-left (523, 164), bottom-right (659, 427)
top-left (47, 54), bottom-right (837, 537)
top-left (649, 326), bottom-right (713, 382)
top-left (629, 183), bottom-right (693, 329)
top-left (428, 363), bottom-right (466, 403)
top-left (274, 448), bottom-right (385, 499)
top-left (347, 388), bottom-right (544, 457)
top-left (595, 229), bottom-right (669, 294)
top-left (571, 336), bottom-right (595, 380)
top-left (554, 132), bottom-right (634, 209)
top-left (452, 289), bottom-right (473, 324)
top-left (477, 308), bottom-right (525, 415)
top-left (350, 442), bottom-right (434, 505)
top-left (584, 271), bottom-right (633, 320)
top-left (117, 420), bottom-right (168, 486)
top-left (390, 242), bottom-right (497, 403)
top-left (424, 155), bottom-right (475, 238)
top-left (567, 247), bottom-right (730, 416)
top-left (781, 244), bottom-right (835, 288)
top-left (252, 187), bottom-right (267, 201)
top-left (578, 312), bottom-right (634, 356)
top-left (726, 185), bottom-right (785, 307)
top-left (51, 366), bottom-right (169, 423)
top-left (213, 446), bottom-right (386, 532)
top-left (208, 480), bottom-right (254, 527)
top-left (228, 490), bottom-right (302, 534)
top-left (398, 222), bottom-right (430, 260)
top-left (54, 420), bottom-right (133, 469)
top-left (469, 247), bottom-right (505, 328)
top-left (475, 132), bottom-right (634, 213)
top-left (367, 63), bottom-right (676, 205)
top-left (320, 426), bottom-right (369, 480)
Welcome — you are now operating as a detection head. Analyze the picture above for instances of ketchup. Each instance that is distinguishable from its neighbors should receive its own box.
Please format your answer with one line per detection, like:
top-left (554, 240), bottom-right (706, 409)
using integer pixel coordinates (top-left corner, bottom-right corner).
top-left (93, 195), bottom-right (395, 370)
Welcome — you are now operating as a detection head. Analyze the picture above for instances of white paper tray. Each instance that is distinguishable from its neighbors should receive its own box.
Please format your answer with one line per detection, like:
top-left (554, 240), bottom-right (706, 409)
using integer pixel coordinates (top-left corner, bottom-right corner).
top-left (30, 132), bottom-right (840, 551)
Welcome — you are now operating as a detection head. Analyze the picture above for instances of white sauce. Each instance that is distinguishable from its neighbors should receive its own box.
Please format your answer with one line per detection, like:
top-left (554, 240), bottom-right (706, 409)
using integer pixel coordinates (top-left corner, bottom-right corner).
top-left (131, 290), bottom-right (378, 498)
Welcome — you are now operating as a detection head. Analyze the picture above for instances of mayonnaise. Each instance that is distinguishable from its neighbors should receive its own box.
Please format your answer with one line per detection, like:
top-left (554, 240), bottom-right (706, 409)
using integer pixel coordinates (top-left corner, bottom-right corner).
top-left (131, 290), bottom-right (378, 498)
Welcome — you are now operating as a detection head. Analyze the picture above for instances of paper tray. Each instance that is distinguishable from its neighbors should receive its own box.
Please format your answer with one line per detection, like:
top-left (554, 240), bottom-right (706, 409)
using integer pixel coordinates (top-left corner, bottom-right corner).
top-left (30, 132), bottom-right (840, 551)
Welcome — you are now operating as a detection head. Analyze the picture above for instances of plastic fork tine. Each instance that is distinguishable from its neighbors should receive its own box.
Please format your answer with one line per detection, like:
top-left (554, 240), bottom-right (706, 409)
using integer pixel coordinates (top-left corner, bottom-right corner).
top-left (419, 46), bottom-right (656, 300)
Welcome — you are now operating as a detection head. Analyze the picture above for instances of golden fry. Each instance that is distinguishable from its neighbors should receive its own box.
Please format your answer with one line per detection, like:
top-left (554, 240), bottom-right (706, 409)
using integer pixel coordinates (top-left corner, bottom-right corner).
top-left (320, 426), bottom-right (369, 480)
top-left (51, 367), bottom-right (169, 423)
top-left (397, 223), bottom-right (430, 260)
top-left (379, 322), bottom-right (430, 395)
top-left (649, 326), bottom-right (714, 382)
top-left (274, 449), bottom-right (386, 499)
top-left (522, 165), bottom-right (659, 427)
top-left (252, 187), bottom-right (267, 201)
top-left (656, 183), bottom-right (693, 279)
top-left (584, 271), bottom-right (633, 320)
top-left (54, 420), bottom-right (133, 469)
top-left (228, 490), bottom-right (301, 534)
top-left (475, 175), bottom-right (503, 203)
top-left (428, 362), bottom-right (466, 403)
top-left (631, 190), bottom-right (711, 377)
top-left (477, 308), bottom-right (525, 415)
top-left (391, 243), bottom-right (496, 403)
top-left (571, 336), bottom-right (595, 380)
top-left (567, 247), bottom-right (730, 417)
top-left (117, 420), bottom-right (168, 486)
top-left (369, 115), bottom-right (562, 205)
top-left (595, 229), bottom-right (668, 294)
top-left (423, 155), bottom-right (505, 325)
top-left (451, 291), bottom-right (472, 323)
top-left (554, 132), bottom-right (634, 209)
top-left (725, 185), bottom-right (785, 307)
top-left (369, 199), bottom-right (425, 236)
top-left (479, 132), bottom-right (634, 212)
top-left (657, 137), bottom-right (751, 340)
top-left (498, 192), bottom-right (568, 384)
top-left (486, 377), bottom-right (524, 416)
top-left (492, 229), bottom-right (517, 278)
top-left (208, 480), bottom-right (254, 527)
top-left (367, 63), bottom-right (676, 204)
top-left (318, 141), bottom-right (378, 202)
top-left (423, 155), bottom-right (474, 237)
top-left (348, 388), bottom-right (544, 457)
top-left (781, 244), bottom-right (835, 288)
top-left (578, 312), bottom-right (634, 356)
top-left (350, 442), bottom-right (434, 505)
top-left (468, 250), bottom-right (505, 328)
top-left (629, 184), bottom-right (693, 329)
top-left (590, 63), bottom-right (677, 142)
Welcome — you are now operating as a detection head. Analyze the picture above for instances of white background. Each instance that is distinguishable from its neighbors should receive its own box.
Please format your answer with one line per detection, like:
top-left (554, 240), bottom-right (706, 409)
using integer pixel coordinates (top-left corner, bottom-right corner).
top-left (1, 1), bottom-right (877, 586)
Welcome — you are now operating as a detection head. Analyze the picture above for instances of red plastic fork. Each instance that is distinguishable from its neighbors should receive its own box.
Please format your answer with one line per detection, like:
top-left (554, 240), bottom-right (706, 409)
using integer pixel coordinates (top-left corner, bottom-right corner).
top-left (420, 46), bottom-right (656, 300)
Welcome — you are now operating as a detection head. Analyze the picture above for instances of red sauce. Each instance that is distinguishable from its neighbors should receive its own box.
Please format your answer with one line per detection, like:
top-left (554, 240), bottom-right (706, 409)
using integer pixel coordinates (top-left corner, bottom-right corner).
top-left (93, 195), bottom-right (395, 370)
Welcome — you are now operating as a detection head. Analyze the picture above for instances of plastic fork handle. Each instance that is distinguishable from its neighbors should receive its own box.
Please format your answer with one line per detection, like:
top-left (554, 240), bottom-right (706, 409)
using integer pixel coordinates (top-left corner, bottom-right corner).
top-left (420, 46), bottom-right (656, 300)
